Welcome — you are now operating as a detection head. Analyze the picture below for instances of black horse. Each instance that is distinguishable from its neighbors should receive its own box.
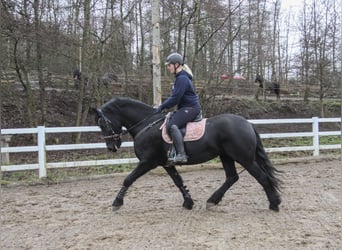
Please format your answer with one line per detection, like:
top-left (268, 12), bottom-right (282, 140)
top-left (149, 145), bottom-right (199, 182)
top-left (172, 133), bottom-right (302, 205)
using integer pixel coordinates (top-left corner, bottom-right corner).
top-left (255, 74), bottom-right (280, 100)
top-left (94, 97), bottom-right (282, 212)
top-left (73, 69), bottom-right (118, 89)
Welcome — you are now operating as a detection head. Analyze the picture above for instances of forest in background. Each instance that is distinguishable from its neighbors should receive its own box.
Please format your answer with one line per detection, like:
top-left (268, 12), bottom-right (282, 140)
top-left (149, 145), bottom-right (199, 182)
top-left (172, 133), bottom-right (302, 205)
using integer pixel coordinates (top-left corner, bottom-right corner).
top-left (0, 0), bottom-right (341, 131)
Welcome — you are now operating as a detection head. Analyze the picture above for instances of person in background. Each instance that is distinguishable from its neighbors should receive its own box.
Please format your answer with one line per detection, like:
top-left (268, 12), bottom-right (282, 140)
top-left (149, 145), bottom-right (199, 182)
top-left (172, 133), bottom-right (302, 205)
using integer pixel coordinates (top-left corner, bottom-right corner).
top-left (157, 52), bottom-right (201, 163)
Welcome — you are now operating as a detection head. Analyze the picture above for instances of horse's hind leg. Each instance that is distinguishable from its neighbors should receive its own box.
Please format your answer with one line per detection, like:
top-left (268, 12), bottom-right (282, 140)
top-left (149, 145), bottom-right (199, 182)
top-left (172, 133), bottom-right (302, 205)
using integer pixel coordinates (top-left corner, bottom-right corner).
top-left (163, 165), bottom-right (194, 209)
top-left (242, 161), bottom-right (281, 211)
top-left (207, 155), bottom-right (239, 208)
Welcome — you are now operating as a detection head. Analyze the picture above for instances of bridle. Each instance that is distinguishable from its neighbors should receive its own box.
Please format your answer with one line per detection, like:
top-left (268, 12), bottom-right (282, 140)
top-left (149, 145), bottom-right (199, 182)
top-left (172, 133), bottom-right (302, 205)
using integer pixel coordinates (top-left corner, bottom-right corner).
top-left (97, 108), bottom-right (165, 142)
top-left (97, 109), bottom-right (123, 141)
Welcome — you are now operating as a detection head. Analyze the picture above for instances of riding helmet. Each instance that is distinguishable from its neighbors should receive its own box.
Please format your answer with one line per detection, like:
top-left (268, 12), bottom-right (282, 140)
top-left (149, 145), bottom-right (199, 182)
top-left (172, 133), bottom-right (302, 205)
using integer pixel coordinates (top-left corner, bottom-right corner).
top-left (165, 53), bottom-right (183, 65)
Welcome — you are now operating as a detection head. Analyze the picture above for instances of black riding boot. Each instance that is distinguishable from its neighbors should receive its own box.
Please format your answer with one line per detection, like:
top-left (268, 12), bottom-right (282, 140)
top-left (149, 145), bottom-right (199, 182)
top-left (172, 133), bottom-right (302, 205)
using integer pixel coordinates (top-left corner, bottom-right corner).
top-left (170, 125), bottom-right (188, 163)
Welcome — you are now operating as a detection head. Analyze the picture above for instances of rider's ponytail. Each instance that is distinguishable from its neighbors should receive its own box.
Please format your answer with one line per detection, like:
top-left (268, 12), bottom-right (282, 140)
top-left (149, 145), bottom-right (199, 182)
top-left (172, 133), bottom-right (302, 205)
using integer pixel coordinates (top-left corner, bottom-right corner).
top-left (181, 64), bottom-right (193, 78)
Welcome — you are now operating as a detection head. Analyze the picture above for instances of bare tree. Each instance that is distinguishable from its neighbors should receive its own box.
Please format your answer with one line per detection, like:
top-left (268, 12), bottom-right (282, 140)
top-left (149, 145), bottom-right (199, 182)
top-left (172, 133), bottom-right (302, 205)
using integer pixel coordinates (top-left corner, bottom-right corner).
top-left (270, 0), bottom-right (280, 82)
top-left (253, 0), bottom-right (268, 100)
top-left (297, 0), bottom-right (339, 114)
top-left (1, 0), bottom-right (38, 128)
top-left (33, 0), bottom-right (46, 124)
top-left (311, 0), bottom-right (338, 115)
top-left (74, 0), bottom-right (90, 142)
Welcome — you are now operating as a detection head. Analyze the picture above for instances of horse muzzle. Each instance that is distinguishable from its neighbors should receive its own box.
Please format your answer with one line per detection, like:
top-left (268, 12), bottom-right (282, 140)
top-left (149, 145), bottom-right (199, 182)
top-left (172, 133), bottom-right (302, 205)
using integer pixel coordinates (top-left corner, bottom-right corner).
top-left (106, 140), bottom-right (121, 152)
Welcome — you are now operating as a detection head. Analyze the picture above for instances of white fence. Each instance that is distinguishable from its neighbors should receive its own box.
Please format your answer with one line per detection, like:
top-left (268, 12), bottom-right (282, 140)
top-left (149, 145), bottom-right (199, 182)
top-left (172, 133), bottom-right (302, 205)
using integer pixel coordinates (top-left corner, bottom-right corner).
top-left (1, 117), bottom-right (341, 178)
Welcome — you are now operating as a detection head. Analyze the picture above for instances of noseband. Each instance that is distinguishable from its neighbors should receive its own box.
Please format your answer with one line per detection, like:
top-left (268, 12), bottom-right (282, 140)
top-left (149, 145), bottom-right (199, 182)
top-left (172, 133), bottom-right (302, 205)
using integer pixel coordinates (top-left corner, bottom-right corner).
top-left (97, 110), bottom-right (122, 141)
top-left (102, 131), bottom-right (122, 141)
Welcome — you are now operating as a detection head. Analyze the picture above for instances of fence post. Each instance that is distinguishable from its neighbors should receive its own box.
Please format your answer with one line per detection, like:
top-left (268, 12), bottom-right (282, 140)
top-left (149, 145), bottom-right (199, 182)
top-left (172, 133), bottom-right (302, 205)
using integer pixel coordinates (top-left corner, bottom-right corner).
top-left (37, 126), bottom-right (47, 178)
top-left (312, 117), bottom-right (319, 156)
top-left (1, 135), bottom-right (12, 165)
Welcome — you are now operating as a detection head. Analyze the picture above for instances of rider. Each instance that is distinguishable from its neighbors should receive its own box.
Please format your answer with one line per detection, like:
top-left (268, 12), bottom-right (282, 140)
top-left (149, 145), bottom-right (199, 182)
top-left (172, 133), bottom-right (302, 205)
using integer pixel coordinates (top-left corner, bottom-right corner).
top-left (156, 52), bottom-right (201, 163)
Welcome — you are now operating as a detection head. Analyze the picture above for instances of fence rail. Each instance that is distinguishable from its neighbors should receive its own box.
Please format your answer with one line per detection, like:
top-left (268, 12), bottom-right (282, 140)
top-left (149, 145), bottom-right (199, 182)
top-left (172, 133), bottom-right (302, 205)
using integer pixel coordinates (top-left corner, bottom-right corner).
top-left (1, 117), bottom-right (341, 178)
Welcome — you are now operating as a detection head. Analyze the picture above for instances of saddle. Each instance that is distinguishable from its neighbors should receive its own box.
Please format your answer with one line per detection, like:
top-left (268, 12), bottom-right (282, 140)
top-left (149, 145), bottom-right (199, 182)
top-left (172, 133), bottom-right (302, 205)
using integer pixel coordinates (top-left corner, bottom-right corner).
top-left (160, 112), bottom-right (207, 144)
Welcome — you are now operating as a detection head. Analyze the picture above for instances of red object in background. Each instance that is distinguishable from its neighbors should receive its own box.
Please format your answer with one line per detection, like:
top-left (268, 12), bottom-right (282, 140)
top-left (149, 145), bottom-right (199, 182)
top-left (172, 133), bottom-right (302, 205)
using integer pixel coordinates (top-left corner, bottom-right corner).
top-left (233, 75), bottom-right (246, 80)
top-left (221, 74), bottom-right (229, 80)
top-left (221, 74), bottom-right (246, 80)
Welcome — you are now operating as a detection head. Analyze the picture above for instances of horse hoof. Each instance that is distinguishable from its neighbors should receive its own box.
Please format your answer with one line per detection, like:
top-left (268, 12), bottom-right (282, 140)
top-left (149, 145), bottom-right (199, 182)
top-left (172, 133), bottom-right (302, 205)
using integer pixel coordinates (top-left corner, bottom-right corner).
top-left (206, 202), bottom-right (216, 209)
top-left (269, 204), bottom-right (279, 212)
top-left (112, 205), bottom-right (122, 212)
top-left (183, 199), bottom-right (194, 210)
top-left (183, 205), bottom-right (193, 210)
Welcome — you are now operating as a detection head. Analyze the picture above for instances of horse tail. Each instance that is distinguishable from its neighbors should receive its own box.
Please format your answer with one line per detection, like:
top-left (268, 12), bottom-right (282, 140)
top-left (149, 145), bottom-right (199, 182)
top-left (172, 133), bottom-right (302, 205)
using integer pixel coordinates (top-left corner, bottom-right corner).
top-left (252, 125), bottom-right (282, 192)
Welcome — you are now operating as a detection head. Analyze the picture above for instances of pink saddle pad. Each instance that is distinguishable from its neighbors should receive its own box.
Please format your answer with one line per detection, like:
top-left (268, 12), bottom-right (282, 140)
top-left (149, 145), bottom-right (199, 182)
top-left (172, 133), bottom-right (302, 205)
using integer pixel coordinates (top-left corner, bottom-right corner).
top-left (160, 118), bottom-right (207, 144)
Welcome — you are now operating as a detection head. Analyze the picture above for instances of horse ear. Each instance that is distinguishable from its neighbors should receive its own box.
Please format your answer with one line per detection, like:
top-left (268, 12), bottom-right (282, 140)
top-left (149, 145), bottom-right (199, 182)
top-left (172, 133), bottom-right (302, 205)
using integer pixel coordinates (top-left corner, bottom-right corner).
top-left (92, 108), bottom-right (101, 117)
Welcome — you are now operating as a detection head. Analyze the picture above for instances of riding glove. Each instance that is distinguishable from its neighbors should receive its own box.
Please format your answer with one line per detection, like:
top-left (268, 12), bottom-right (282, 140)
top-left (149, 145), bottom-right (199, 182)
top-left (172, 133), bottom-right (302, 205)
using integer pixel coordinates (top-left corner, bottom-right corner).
top-left (156, 106), bottom-right (163, 113)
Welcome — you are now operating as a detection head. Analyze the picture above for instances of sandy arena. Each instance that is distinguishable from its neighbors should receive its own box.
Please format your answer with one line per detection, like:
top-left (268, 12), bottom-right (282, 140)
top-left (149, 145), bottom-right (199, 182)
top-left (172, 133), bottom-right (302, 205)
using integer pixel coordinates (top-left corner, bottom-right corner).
top-left (1, 159), bottom-right (341, 249)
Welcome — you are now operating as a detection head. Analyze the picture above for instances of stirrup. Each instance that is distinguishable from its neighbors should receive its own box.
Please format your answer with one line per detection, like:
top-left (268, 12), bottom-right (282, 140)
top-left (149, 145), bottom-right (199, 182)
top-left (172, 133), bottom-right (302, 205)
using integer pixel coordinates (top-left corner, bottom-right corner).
top-left (173, 154), bottom-right (188, 163)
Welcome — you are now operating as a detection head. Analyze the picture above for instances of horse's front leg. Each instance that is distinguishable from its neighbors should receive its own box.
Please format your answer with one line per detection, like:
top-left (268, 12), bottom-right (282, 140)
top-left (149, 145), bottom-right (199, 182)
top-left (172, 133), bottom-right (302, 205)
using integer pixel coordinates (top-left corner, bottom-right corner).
top-left (112, 186), bottom-right (127, 211)
top-left (163, 165), bottom-right (194, 210)
top-left (112, 161), bottom-right (156, 211)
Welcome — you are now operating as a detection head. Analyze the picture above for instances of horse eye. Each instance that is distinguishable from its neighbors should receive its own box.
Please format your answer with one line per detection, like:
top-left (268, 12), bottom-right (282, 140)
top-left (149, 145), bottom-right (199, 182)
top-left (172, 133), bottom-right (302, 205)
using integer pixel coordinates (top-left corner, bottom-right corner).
top-left (98, 118), bottom-right (104, 125)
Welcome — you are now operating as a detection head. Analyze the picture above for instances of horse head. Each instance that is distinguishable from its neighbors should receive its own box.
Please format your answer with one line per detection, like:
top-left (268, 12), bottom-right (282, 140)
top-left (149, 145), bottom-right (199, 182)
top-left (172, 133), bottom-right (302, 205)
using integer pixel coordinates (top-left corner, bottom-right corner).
top-left (255, 74), bottom-right (263, 84)
top-left (94, 108), bottom-right (122, 152)
top-left (73, 69), bottom-right (81, 80)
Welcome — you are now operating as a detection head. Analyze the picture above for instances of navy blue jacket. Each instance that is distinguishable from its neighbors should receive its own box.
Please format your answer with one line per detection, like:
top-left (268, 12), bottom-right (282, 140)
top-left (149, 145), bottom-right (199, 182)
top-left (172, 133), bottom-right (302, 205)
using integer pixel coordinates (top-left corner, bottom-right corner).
top-left (159, 70), bottom-right (200, 110)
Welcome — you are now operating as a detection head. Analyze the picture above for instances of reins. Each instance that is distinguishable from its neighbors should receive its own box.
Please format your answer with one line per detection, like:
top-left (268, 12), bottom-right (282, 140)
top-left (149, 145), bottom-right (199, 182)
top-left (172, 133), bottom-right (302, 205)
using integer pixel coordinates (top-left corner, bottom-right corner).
top-left (99, 108), bottom-right (165, 141)
top-left (123, 111), bottom-right (164, 136)
top-left (134, 115), bottom-right (166, 139)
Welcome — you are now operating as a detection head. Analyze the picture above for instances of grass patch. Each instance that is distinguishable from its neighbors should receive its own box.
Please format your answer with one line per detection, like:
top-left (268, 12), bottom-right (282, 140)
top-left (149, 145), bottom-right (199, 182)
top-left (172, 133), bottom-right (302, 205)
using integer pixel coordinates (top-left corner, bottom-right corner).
top-left (323, 100), bottom-right (341, 108)
top-left (263, 135), bottom-right (341, 148)
top-left (1, 164), bottom-right (135, 186)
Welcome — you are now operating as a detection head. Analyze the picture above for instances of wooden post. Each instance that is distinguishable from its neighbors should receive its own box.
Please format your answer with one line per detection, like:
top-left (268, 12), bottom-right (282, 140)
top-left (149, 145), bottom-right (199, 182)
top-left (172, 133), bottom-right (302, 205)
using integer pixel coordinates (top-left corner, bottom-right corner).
top-left (152, 0), bottom-right (161, 106)
top-left (0, 135), bottom-right (12, 165)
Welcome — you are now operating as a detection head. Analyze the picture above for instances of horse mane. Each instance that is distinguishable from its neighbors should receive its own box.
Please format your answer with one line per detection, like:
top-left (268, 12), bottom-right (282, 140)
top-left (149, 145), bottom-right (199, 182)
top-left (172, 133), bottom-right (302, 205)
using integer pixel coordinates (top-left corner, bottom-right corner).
top-left (102, 97), bottom-right (154, 115)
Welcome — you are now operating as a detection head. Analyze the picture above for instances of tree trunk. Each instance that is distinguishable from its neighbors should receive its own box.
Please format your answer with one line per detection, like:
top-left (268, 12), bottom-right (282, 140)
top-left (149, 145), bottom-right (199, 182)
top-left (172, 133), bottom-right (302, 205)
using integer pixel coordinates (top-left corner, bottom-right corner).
top-left (152, 0), bottom-right (161, 106)
top-left (33, 0), bottom-right (46, 125)
top-left (74, 0), bottom-right (91, 142)
top-left (13, 40), bottom-right (37, 129)
top-left (177, 0), bottom-right (185, 52)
